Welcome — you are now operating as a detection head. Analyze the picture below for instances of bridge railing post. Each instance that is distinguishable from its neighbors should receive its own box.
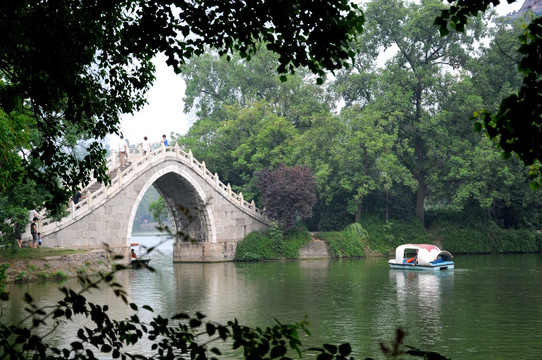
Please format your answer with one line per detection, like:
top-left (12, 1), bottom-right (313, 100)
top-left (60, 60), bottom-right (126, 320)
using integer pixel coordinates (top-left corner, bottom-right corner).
top-left (188, 149), bottom-right (193, 165)
top-left (239, 192), bottom-right (244, 206)
top-left (215, 173), bottom-right (220, 188)
top-left (227, 183), bottom-right (232, 198)
top-left (202, 161), bottom-right (206, 175)
top-left (117, 169), bottom-right (122, 186)
top-left (86, 191), bottom-right (92, 208)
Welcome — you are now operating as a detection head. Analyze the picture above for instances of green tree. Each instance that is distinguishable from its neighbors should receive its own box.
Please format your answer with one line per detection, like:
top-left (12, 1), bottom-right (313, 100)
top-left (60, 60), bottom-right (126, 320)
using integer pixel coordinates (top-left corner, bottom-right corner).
top-left (174, 48), bottom-right (339, 201)
top-left (435, 0), bottom-right (542, 188)
top-left (149, 197), bottom-right (169, 225)
top-left (202, 102), bottom-right (299, 199)
top-left (181, 49), bottom-right (331, 126)
top-left (434, 17), bottom-right (542, 227)
top-left (292, 113), bottom-right (354, 230)
top-left (352, 0), bottom-right (484, 225)
top-left (336, 105), bottom-right (414, 222)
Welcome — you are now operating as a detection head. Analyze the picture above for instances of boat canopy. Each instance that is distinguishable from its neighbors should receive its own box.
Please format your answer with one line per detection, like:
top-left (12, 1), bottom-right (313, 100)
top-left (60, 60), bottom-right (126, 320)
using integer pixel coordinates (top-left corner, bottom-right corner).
top-left (394, 244), bottom-right (453, 266)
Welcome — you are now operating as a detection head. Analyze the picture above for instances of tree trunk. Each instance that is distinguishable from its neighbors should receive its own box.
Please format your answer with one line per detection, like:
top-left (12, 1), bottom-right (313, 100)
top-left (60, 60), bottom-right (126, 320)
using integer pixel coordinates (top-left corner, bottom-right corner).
top-left (415, 172), bottom-right (425, 226)
top-left (355, 202), bottom-right (362, 223)
top-left (385, 189), bottom-right (389, 221)
top-left (414, 84), bottom-right (425, 226)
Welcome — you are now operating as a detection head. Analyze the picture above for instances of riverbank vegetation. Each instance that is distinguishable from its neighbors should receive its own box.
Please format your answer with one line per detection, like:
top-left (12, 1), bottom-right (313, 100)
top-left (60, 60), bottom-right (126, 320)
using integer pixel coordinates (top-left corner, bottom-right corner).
top-left (236, 216), bottom-right (542, 261)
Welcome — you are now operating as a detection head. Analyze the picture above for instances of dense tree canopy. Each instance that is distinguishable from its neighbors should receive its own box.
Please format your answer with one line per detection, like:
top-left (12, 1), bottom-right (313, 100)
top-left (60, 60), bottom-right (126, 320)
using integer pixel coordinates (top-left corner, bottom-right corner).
top-left (0, 0), bottom-right (364, 218)
top-left (176, 0), bottom-right (541, 231)
top-left (436, 0), bottom-right (542, 189)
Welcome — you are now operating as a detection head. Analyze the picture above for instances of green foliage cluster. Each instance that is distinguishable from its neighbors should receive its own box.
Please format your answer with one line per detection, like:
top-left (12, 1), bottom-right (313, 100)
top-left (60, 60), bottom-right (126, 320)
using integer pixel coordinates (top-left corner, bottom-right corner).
top-left (282, 227), bottom-right (313, 258)
top-left (436, 1), bottom-right (542, 189)
top-left (10, 264), bottom-right (72, 283)
top-left (318, 218), bottom-right (542, 258)
top-left (316, 224), bottom-right (367, 258)
top-left (148, 197), bottom-right (169, 225)
top-left (234, 224), bottom-right (312, 261)
top-left (430, 221), bottom-right (542, 254)
top-left (0, 263), bottom-right (8, 299)
top-left (234, 232), bottom-right (275, 261)
top-left (357, 217), bottom-right (430, 255)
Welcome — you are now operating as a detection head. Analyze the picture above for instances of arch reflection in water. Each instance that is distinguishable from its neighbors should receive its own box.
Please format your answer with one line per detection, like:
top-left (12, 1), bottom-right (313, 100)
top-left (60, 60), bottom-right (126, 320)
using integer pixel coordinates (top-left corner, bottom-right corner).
top-left (390, 270), bottom-right (454, 344)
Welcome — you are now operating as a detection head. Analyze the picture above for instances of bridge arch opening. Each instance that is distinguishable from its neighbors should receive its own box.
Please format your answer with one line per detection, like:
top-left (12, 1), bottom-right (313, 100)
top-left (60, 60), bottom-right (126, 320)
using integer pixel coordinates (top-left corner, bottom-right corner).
top-left (127, 165), bottom-right (217, 248)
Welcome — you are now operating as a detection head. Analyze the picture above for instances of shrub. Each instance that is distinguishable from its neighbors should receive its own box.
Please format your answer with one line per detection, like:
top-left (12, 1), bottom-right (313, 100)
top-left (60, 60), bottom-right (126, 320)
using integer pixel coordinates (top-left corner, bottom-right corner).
top-left (15, 271), bottom-right (26, 282)
top-left (235, 226), bottom-right (313, 261)
top-left (317, 229), bottom-right (366, 258)
top-left (429, 221), bottom-right (491, 253)
top-left (235, 231), bottom-right (276, 261)
top-left (268, 223), bottom-right (284, 255)
top-left (0, 263), bottom-right (9, 298)
top-left (282, 227), bottom-right (312, 258)
top-left (53, 271), bottom-right (68, 281)
top-left (37, 271), bottom-right (50, 281)
top-left (359, 216), bottom-right (428, 254)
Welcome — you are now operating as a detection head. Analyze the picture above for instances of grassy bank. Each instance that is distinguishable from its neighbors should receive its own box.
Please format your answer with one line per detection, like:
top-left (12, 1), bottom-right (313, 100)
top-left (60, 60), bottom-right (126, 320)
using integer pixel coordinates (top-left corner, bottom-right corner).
top-left (0, 247), bottom-right (85, 261)
top-left (0, 247), bottom-right (112, 283)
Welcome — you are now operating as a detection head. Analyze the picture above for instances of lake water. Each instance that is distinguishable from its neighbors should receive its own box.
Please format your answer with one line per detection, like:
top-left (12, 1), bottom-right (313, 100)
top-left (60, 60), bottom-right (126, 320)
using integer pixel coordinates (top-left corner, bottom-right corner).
top-left (3, 234), bottom-right (542, 359)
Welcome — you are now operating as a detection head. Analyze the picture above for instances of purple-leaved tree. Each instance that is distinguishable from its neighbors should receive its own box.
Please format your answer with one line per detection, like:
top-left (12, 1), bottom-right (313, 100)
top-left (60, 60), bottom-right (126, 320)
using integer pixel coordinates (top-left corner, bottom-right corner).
top-left (256, 165), bottom-right (317, 232)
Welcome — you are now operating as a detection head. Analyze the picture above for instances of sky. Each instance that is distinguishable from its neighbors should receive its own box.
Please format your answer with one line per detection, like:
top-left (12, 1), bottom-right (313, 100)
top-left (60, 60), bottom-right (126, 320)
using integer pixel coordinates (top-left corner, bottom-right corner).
top-left (118, 54), bottom-right (188, 147)
top-left (115, 1), bottom-right (524, 147)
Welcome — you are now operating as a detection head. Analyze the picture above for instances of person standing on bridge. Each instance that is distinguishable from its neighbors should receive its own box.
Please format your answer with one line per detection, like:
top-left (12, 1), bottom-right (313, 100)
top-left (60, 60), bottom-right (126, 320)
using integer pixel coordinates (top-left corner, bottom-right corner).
top-left (118, 133), bottom-right (129, 167)
top-left (161, 134), bottom-right (169, 147)
top-left (141, 136), bottom-right (152, 155)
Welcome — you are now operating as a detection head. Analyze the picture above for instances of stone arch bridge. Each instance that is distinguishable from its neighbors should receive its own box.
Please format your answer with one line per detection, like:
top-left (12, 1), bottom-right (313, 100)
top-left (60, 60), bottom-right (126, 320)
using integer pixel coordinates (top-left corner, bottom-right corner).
top-left (36, 145), bottom-right (271, 262)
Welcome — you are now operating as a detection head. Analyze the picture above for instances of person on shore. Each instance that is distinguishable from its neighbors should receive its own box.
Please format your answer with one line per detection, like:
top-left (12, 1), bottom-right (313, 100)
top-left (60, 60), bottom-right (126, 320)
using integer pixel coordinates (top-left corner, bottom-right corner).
top-left (161, 134), bottom-right (169, 147)
top-left (118, 133), bottom-right (129, 167)
top-left (14, 222), bottom-right (22, 248)
top-left (37, 232), bottom-right (43, 247)
top-left (30, 217), bottom-right (39, 248)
